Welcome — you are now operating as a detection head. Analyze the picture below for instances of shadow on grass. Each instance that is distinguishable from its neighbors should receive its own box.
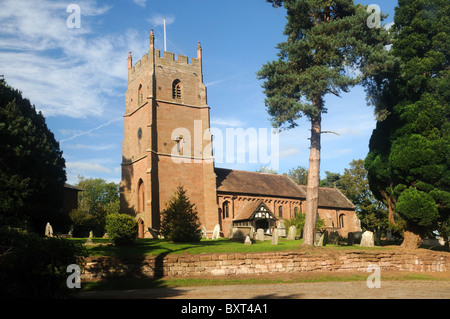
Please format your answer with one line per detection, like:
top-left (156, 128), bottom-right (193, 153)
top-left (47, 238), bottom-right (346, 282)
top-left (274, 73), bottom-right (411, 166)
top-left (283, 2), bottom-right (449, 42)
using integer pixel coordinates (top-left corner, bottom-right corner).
top-left (78, 238), bottom-right (228, 297)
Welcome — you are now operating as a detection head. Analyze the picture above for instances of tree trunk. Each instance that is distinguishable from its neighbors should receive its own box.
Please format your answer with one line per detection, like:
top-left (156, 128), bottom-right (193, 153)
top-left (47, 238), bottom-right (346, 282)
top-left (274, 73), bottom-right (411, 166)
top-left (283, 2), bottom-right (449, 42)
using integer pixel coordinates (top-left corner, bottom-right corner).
top-left (302, 109), bottom-right (322, 246)
top-left (401, 222), bottom-right (424, 249)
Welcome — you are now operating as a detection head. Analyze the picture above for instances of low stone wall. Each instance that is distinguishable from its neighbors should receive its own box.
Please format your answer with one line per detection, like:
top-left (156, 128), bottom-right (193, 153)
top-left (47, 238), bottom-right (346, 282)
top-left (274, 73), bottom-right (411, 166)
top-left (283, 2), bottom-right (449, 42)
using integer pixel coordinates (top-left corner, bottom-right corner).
top-left (81, 249), bottom-right (450, 281)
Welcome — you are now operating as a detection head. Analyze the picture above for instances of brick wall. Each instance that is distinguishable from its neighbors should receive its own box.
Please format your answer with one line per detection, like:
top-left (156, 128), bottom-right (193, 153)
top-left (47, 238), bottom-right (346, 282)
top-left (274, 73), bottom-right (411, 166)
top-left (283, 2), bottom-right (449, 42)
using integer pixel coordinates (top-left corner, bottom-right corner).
top-left (82, 250), bottom-right (450, 281)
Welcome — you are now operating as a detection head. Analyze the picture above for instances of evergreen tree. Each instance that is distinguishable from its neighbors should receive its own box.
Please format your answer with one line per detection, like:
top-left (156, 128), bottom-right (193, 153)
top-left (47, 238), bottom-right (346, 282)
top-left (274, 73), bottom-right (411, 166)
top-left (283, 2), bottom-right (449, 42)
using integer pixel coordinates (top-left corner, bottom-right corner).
top-left (365, 0), bottom-right (449, 249)
top-left (258, 0), bottom-right (392, 245)
top-left (0, 80), bottom-right (67, 232)
top-left (160, 186), bottom-right (202, 242)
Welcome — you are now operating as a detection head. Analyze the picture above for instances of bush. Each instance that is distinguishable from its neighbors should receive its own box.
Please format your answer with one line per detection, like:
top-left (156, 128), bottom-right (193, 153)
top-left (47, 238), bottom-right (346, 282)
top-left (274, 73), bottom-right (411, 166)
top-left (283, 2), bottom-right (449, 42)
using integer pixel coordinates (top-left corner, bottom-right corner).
top-left (160, 186), bottom-right (202, 242)
top-left (0, 226), bottom-right (86, 298)
top-left (284, 213), bottom-right (326, 237)
top-left (105, 213), bottom-right (138, 246)
top-left (396, 187), bottom-right (438, 227)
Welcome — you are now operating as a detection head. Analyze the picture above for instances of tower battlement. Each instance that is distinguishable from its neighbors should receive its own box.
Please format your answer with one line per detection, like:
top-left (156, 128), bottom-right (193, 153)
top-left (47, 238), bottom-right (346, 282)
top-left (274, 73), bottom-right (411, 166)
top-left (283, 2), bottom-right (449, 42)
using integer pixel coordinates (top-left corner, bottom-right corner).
top-left (129, 50), bottom-right (202, 75)
top-left (128, 30), bottom-right (202, 77)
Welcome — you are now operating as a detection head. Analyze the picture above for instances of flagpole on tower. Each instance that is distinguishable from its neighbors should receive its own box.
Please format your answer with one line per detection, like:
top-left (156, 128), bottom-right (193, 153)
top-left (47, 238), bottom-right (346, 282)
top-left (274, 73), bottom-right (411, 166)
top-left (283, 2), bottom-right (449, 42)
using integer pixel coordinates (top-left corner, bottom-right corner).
top-left (163, 18), bottom-right (167, 52)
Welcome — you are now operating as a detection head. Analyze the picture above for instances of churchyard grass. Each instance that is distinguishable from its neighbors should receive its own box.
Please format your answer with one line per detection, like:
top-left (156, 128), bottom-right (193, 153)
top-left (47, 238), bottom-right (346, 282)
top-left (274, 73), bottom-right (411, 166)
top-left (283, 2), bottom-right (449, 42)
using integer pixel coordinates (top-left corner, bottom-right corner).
top-left (69, 237), bottom-right (390, 258)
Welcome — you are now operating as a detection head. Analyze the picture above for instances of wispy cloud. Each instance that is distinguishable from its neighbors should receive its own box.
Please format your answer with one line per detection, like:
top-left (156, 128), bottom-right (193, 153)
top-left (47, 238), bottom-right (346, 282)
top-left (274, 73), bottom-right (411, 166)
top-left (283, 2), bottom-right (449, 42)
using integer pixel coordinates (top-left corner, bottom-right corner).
top-left (132, 0), bottom-right (147, 7)
top-left (210, 117), bottom-right (246, 127)
top-left (59, 117), bottom-right (122, 143)
top-left (66, 161), bottom-right (112, 174)
top-left (0, 0), bottom-right (147, 119)
top-left (65, 143), bottom-right (118, 151)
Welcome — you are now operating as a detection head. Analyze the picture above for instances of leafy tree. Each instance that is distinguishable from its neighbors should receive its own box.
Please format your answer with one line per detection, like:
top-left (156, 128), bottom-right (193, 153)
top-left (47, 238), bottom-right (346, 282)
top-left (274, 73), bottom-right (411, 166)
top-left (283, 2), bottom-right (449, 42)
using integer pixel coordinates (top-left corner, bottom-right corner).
top-left (288, 166), bottom-right (308, 185)
top-left (339, 159), bottom-right (390, 234)
top-left (0, 80), bottom-right (67, 233)
top-left (69, 176), bottom-right (119, 236)
top-left (364, 0), bottom-right (449, 249)
top-left (258, 0), bottom-right (391, 245)
top-left (320, 171), bottom-right (342, 188)
top-left (257, 165), bottom-right (278, 174)
top-left (160, 186), bottom-right (202, 242)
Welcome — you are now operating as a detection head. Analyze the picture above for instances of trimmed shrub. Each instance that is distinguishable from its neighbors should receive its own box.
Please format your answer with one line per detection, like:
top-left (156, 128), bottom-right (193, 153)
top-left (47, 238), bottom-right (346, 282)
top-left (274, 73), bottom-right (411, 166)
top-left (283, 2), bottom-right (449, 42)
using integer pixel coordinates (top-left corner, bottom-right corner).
top-left (105, 213), bottom-right (138, 246)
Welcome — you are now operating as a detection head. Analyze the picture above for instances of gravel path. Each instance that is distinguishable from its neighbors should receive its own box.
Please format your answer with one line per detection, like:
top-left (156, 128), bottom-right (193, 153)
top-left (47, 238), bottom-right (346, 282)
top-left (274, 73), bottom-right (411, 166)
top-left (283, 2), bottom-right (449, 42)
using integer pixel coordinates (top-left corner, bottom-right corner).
top-left (79, 280), bottom-right (450, 299)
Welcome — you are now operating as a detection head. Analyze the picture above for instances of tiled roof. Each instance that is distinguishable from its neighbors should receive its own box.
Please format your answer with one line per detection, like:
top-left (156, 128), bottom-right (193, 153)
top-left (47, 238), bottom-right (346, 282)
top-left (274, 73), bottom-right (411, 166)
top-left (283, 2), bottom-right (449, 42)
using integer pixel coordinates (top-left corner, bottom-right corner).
top-left (215, 167), bottom-right (306, 199)
top-left (215, 167), bottom-right (355, 210)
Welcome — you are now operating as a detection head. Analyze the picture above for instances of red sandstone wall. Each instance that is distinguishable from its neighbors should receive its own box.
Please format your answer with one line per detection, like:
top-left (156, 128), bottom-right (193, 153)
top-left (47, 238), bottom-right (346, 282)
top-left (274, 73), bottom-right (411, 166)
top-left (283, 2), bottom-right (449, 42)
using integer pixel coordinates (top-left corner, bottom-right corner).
top-left (82, 250), bottom-right (450, 281)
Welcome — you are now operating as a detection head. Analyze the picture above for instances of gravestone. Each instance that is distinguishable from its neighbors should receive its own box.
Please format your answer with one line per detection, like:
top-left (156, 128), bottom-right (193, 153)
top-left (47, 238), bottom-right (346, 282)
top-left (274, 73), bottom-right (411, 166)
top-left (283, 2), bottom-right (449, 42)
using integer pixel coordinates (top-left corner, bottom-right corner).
top-left (212, 224), bottom-right (220, 240)
top-left (68, 225), bottom-right (74, 238)
top-left (317, 233), bottom-right (324, 246)
top-left (271, 230), bottom-right (278, 245)
top-left (256, 228), bottom-right (265, 241)
top-left (276, 220), bottom-right (286, 237)
top-left (201, 226), bottom-right (207, 239)
top-left (287, 225), bottom-right (296, 240)
top-left (244, 235), bottom-right (252, 245)
top-left (386, 229), bottom-right (392, 241)
top-left (148, 228), bottom-right (159, 239)
top-left (360, 230), bottom-right (375, 247)
top-left (85, 230), bottom-right (93, 244)
top-left (45, 222), bottom-right (53, 237)
top-left (347, 232), bottom-right (355, 246)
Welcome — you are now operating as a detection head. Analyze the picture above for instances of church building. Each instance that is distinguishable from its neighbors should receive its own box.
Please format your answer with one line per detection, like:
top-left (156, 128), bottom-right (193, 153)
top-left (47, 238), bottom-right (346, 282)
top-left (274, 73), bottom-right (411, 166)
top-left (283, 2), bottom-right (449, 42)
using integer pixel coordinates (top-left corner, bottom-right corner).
top-left (120, 31), bottom-right (361, 239)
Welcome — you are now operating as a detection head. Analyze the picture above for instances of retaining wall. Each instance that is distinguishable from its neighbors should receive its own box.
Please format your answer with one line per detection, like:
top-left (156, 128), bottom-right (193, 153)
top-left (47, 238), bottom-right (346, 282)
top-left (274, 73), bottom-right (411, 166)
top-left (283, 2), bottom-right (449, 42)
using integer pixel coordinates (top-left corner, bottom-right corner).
top-left (81, 249), bottom-right (450, 281)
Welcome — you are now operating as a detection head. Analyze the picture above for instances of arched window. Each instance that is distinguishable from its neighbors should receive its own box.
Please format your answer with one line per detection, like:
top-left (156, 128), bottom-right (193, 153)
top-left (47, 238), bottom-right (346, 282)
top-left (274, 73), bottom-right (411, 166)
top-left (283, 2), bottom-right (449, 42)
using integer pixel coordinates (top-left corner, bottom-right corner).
top-left (172, 79), bottom-right (182, 100)
top-left (294, 207), bottom-right (298, 217)
top-left (339, 213), bottom-right (345, 228)
top-left (137, 179), bottom-right (145, 213)
top-left (278, 206), bottom-right (283, 217)
top-left (222, 201), bottom-right (229, 219)
top-left (138, 84), bottom-right (143, 105)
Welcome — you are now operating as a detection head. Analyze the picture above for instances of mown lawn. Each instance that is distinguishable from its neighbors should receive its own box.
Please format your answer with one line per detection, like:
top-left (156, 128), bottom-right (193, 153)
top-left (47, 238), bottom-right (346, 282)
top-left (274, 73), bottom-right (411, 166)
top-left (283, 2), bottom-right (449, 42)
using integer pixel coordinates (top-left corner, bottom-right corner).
top-left (70, 237), bottom-right (391, 258)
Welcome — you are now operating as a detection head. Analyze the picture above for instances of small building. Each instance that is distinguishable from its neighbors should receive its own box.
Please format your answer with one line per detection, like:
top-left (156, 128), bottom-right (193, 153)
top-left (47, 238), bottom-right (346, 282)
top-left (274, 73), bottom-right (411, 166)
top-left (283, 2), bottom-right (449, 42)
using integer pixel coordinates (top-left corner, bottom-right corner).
top-left (63, 183), bottom-right (82, 215)
top-left (215, 168), bottom-right (360, 237)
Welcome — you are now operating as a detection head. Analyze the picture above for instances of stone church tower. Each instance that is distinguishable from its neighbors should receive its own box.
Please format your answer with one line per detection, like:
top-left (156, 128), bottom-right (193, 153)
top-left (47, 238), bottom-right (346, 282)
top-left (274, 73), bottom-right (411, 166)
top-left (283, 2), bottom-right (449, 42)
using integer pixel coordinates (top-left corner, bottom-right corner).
top-left (120, 30), bottom-right (218, 238)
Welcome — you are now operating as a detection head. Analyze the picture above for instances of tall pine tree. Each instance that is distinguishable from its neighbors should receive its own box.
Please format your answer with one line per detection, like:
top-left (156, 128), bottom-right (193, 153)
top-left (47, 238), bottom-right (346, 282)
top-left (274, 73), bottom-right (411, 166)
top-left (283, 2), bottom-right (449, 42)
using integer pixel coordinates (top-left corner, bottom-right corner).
top-left (258, 0), bottom-right (392, 245)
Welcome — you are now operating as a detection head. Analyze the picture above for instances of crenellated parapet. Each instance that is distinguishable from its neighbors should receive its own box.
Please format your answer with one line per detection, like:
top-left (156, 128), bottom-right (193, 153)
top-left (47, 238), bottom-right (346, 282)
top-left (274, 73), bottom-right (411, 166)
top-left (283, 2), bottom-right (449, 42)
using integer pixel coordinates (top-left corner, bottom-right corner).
top-left (128, 30), bottom-right (202, 78)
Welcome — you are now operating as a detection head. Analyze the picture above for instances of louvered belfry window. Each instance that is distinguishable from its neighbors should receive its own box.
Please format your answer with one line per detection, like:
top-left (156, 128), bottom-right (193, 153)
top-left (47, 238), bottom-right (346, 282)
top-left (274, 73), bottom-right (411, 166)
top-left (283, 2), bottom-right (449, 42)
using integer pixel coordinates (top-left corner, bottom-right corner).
top-left (172, 79), bottom-right (182, 100)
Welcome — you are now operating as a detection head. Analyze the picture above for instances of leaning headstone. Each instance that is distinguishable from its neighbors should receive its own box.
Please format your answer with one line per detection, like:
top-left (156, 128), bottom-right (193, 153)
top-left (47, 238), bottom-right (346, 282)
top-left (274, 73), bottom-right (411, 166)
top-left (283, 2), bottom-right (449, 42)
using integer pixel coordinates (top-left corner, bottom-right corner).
top-left (287, 225), bottom-right (297, 240)
top-left (244, 235), bottom-right (252, 245)
top-left (45, 222), bottom-right (53, 237)
top-left (360, 230), bottom-right (375, 247)
top-left (212, 224), bottom-right (220, 240)
top-left (276, 220), bottom-right (286, 237)
top-left (68, 225), bottom-right (74, 238)
top-left (271, 231), bottom-right (279, 245)
top-left (256, 228), bottom-right (265, 241)
top-left (148, 228), bottom-right (159, 239)
top-left (317, 232), bottom-right (328, 246)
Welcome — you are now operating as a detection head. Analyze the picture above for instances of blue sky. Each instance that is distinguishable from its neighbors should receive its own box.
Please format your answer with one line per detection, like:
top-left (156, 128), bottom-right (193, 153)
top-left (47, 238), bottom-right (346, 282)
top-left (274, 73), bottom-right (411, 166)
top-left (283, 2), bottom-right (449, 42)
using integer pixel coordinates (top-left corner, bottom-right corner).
top-left (0, 0), bottom-right (396, 185)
